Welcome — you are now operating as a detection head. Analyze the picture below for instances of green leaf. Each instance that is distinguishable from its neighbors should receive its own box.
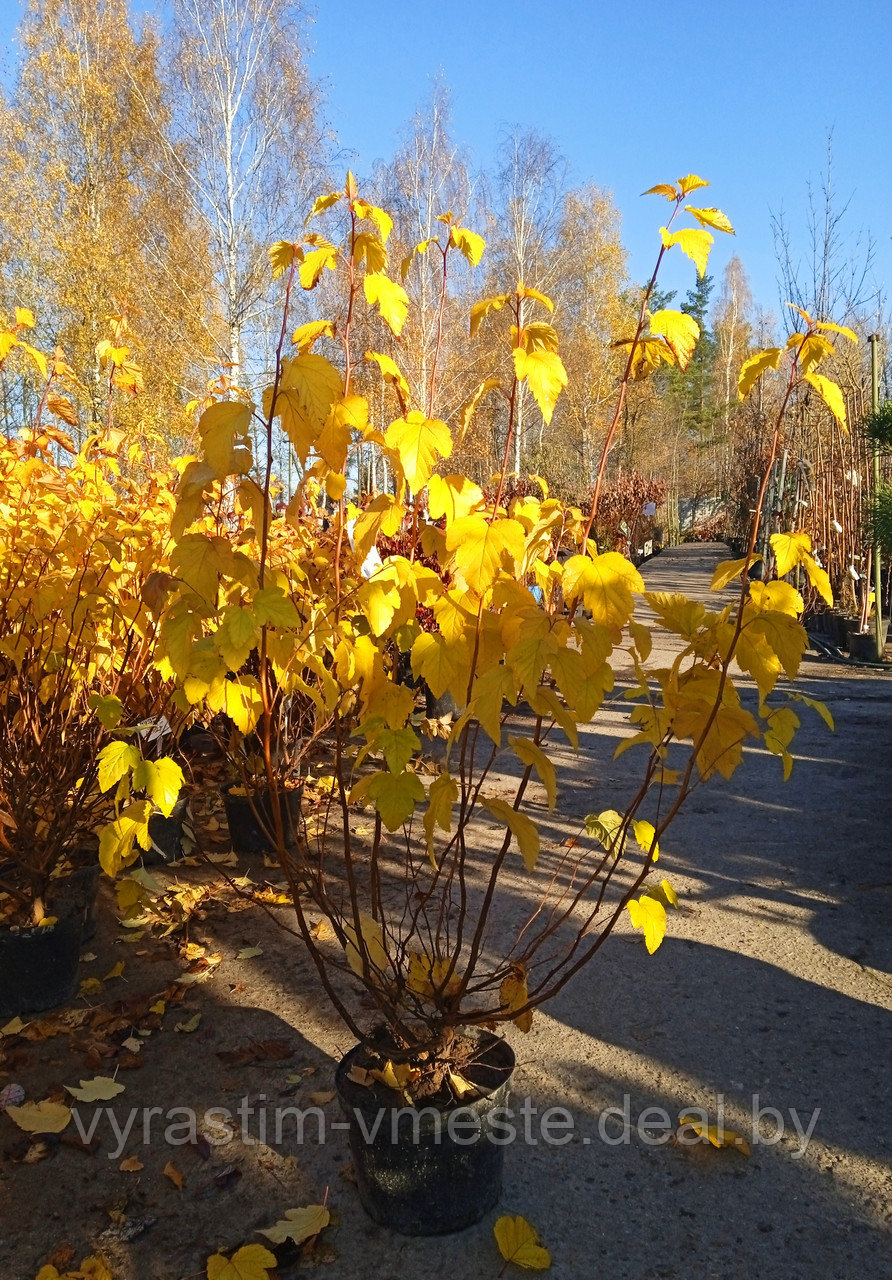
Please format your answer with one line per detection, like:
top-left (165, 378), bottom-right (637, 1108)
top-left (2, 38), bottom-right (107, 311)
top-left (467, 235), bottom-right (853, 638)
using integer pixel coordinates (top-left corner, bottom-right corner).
top-left (88, 694), bottom-right (124, 730)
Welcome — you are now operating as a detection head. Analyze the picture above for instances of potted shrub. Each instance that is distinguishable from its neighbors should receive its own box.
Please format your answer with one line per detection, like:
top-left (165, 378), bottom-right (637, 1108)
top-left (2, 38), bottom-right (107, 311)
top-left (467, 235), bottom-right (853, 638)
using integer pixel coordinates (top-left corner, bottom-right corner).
top-left (157, 173), bottom-right (847, 1233)
top-left (0, 332), bottom-right (184, 1012)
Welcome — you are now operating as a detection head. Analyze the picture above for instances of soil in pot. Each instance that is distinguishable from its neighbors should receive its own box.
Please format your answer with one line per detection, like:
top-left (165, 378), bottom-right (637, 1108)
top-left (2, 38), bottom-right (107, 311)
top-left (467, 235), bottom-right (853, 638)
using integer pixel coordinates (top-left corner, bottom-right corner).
top-left (221, 783), bottom-right (302, 855)
top-left (0, 881), bottom-right (90, 1018)
top-left (334, 1029), bottom-right (516, 1236)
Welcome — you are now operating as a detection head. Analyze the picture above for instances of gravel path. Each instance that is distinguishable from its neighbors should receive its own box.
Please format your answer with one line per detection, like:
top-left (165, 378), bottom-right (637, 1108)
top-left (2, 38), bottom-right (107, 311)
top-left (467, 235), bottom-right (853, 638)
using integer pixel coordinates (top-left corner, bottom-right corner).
top-left (3, 543), bottom-right (889, 1280)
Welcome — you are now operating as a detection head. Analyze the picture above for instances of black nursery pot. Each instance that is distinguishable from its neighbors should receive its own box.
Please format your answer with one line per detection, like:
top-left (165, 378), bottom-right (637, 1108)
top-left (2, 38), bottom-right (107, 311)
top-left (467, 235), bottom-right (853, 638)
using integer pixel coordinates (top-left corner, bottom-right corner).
top-left (221, 784), bottom-right (302, 855)
top-left (334, 1030), bottom-right (516, 1236)
top-left (0, 888), bottom-right (89, 1018)
top-left (145, 792), bottom-right (192, 865)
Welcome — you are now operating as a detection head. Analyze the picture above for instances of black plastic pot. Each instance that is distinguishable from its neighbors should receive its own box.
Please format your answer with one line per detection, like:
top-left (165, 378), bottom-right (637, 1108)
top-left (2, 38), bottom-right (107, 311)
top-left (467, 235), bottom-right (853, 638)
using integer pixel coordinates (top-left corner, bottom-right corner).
top-left (334, 1030), bottom-right (516, 1235)
top-left (424, 683), bottom-right (460, 719)
top-left (52, 861), bottom-right (101, 943)
top-left (0, 890), bottom-right (88, 1018)
top-left (221, 784), bottom-right (302, 855)
top-left (145, 792), bottom-right (193, 865)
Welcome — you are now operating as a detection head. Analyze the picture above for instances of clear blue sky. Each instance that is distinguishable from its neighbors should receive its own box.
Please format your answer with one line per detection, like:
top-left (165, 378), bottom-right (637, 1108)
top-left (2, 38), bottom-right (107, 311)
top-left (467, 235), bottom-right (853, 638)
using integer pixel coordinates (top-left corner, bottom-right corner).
top-left (1, 0), bottom-right (889, 323)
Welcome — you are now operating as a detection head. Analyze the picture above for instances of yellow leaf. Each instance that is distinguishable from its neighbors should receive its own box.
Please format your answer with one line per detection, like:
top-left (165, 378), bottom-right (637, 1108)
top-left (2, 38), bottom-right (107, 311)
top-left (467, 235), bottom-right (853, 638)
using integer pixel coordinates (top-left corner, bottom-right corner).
top-left (586, 809), bottom-right (626, 857)
top-left (279, 352), bottom-right (342, 429)
top-left (770, 531), bottom-right (811, 577)
top-left (512, 347), bottom-right (567, 425)
top-left (445, 515), bottom-right (526, 595)
top-left (365, 350), bottom-right (411, 405)
top-left (259, 1204), bottom-right (330, 1245)
top-left (679, 1113), bottom-right (751, 1155)
top-left (299, 242), bottom-right (339, 290)
top-left (482, 796), bottom-right (540, 870)
top-left (0, 332), bottom-right (16, 361)
top-left (364, 273), bottom-right (409, 336)
top-left (507, 736), bottom-right (556, 811)
top-left (710, 556), bottom-right (761, 591)
top-left (97, 741), bottom-right (140, 793)
top-left (133, 757), bottom-right (184, 818)
top-left (120, 1156), bottom-right (144, 1171)
top-left (423, 771), bottom-right (458, 862)
top-left (470, 293), bottom-right (509, 337)
top-left (626, 893), bottom-right (667, 954)
top-left (815, 321), bottom-right (858, 343)
top-left (164, 1160), bottom-right (184, 1190)
top-left (292, 319), bottom-right (336, 351)
top-left (677, 173), bottom-right (710, 195)
top-left (787, 302), bottom-right (814, 326)
top-left (500, 963), bottom-right (533, 1032)
top-left (642, 182), bottom-right (679, 200)
top-left (684, 205), bottom-right (734, 234)
top-left (352, 231), bottom-right (388, 274)
top-left (19, 342), bottom-right (48, 378)
top-left (796, 332), bottom-right (834, 375)
top-left (308, 190), bottom-right (341, 217)
top-left (369, 1059), bottom-right (420, 1092)
top-left (428, 473), bottom-right (483, 521)
top-left (268, 240), bottom-right (300, 279)
top-left (790, 691), bottom-right (835, 731)
top-left (65, 1076), bottom-right (125, 1103)
top-left (198, 401), bottom-right (252, 480)
top-left (660, 226), bottom-right (713, 276)
top-left (6, 1100), bottom-right (71, 1134)
top-left (455, 377), bottom-right (501, 444)
top-left (632, 819), bottom-right (660, 862)
top-left (738, 347), bottom-right (783, 400)
top-left (648, 309), bottom-right (700, 370)
top-left (354, 197), bottom-right (393, 243)
top-left (449, 225), bottom-right (485, 266)
top-left (803, 371), bottom-right (847, 430)
top-left (170, 533), bottom-right (227, 603)
top-left (341, 912), bottom-right (390, 978)
top-left (657, 878), bottom-right (679, 908)
top-left (448, 1070), bottom-right (478, 1098)
top-left (493, 1215), bottom-right (551, 1271)
top-left (518, 284), bottom-right (554, 312)
top-left (206, 1243), bottom-right (277, 1280)
top-left (46, 393), bottom-right (78, 426)
top-left (223, 677), bottom-right (264, 734)
top-left (561, 553), bottom-right (644, 630)
top-left (14, 306), bottom-right (35, 328)
top-left (385, 411), bottom-right (452, 491)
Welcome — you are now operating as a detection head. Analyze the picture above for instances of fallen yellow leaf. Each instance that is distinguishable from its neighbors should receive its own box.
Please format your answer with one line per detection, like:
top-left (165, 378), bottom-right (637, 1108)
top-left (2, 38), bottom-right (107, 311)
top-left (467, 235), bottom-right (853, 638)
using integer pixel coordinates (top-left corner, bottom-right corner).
top-left (493, 1214), bottom-right (551, 1270)
top-left (6, 1100), bottom-right (72, 1134)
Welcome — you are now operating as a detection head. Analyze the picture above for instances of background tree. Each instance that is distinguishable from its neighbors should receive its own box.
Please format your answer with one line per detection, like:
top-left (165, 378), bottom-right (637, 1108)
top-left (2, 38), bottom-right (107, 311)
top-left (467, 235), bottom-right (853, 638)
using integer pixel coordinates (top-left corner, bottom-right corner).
top-left (161, 0), bottom-right (330, 388)
top-left (0, 0), bottom-right (213, 444)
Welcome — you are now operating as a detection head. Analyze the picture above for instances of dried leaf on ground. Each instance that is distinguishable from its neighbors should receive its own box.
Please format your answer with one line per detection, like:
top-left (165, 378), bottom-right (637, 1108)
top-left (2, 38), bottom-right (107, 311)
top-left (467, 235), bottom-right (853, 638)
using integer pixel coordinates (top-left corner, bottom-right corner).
top-left (65, 1076), bottom-right (125, 1103)
top-left (6, 1100), bottom-right (72, 1133)
top-left (259, 1204), bottom-right (330, 1245)
top-left (493, 1214), bottom-right (551, 1270)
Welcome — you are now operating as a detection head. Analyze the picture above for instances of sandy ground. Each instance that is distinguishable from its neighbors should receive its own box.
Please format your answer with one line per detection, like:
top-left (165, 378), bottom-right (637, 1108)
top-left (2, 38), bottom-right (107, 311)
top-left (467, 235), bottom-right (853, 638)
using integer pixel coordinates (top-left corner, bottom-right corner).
top-left (1, 543), bottom-right (890, 1280)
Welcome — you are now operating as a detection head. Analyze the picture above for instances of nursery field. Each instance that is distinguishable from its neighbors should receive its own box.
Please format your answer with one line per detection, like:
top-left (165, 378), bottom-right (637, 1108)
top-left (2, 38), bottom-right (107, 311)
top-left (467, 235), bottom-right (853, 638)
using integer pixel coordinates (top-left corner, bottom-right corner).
top-left (1, 545), bottom-right (889, 1280)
